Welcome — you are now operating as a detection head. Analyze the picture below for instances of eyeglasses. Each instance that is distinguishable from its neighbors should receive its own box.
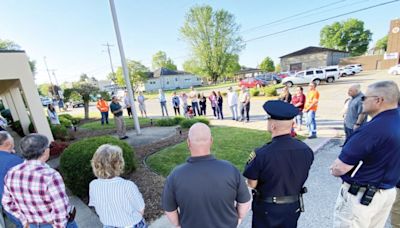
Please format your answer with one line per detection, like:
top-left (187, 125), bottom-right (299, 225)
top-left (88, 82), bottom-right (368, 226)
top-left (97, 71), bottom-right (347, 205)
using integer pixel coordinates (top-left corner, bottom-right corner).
top-left (361, 95), bottom-right (379, 101)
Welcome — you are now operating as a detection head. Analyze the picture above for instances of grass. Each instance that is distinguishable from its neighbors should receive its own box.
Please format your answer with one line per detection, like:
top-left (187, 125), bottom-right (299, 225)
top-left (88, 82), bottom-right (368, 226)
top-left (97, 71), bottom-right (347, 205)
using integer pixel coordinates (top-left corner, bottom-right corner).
top-left (144, 82), bottom-right (237, 99)
top-left (146, 126), bottom-right (269, 176)
top-left (80, 117), bottom-right (151, 130)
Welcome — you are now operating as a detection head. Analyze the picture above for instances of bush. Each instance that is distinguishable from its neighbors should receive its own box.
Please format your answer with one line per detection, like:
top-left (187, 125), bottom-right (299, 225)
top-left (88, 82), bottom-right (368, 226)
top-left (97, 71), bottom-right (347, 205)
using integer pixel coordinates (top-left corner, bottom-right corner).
top-left (250, 88), bottom-right (261, 97)
top-left (50, 125), bottom-right (68, 140)
top-left (173, 116), bottom-right (185, 124)
top-left (10, 121), bottom-right (24, 137)
top-left (28, 122), bottom-right (36, 133)
top-left (264, 86), bottom-right (278, 96)
top-left (155, 118), bottom-right (178, 126)
top-left (59, 114), bottom-right (81, 125)
top-left (49, 141), bottom-right (69, 157)
top-left (180, 117), bottom-right (210, 129)
top-left (60, 136), bottom-right (136, 198)
top-left (59, 116), bottom-right (73, 128)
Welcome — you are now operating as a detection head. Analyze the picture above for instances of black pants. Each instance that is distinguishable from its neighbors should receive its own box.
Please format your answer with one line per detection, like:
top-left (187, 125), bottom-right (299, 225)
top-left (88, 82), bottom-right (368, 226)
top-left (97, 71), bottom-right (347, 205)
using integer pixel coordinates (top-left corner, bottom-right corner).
top-left (192, 102), bottom-right (200, 116)
top-left (200, 106), bottom-right (206, 115)
top-left (174, 106), bottom-right (180, 116)
top-left (127, 107), bottom-right (132, 117)
top-left (217, 104), bottom-right (224, 119)
top-left (212, 107), bottom-right (216, 117)
top-left (241, 102), bottom-right (250, 121)
top-left (252, 200), bottom-right (301, 228)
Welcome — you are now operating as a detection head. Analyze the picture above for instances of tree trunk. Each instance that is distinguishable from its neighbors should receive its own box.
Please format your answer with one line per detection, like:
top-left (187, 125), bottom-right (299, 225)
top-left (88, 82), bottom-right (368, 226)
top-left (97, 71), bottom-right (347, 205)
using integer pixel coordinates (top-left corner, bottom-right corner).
top-left (84, 100), bottom-right (89, 120)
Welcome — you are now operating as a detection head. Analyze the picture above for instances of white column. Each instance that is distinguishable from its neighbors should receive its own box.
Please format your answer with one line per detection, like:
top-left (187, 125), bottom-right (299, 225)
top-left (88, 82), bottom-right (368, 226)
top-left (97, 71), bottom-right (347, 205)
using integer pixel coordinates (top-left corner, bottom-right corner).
top-left (4, 90), bottom-right (19, 121)
top-left (9, 86), bottom-right (30, 135)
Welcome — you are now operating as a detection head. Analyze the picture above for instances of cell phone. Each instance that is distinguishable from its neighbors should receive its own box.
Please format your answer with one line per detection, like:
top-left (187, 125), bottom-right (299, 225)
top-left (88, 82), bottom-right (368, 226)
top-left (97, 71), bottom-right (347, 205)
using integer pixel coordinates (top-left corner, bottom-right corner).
top-left (348, 184), bottom-right (360, 196)
top-left (360, 186), bottom-right (377, 206)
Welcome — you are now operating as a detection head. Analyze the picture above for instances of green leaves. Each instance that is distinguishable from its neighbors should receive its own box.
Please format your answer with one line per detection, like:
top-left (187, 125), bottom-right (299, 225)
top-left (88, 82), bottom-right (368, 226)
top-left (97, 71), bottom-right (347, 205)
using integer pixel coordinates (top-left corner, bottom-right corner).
top-left (320, 18), bottom-right (372, 56)
top-left (152, 51), bottom-right (177, 71)
top-left (115, 60), bottom-right (149, 91)
top-left (259, 57), bottom-right (275, 72)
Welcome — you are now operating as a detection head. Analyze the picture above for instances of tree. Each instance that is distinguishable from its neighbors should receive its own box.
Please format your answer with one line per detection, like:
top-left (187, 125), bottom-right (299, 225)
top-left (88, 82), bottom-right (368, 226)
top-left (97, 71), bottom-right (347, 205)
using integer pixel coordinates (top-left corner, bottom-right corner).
top-left (375, 35), bottom-right (388, 51)
top-left (180, 5), bottom-right (244, 82)
top-left (72, 82), bottom-right (99, 119)
top-left (320, 18), bottom-right (372, 56)
top-left (275, 64), bottom-right (281, 73)
top-left (152, 51), bottom-right (177, 71)
top-left (38, 83), bottom-right (51, 97)
top-left (224, 54), bottom-right (241, 78)
top-left (115, 60), bottom-right (149, 92)
top-left (79, 73), bottom-right (89, 82)
top-left (259, 57), bottom-right (275, 72)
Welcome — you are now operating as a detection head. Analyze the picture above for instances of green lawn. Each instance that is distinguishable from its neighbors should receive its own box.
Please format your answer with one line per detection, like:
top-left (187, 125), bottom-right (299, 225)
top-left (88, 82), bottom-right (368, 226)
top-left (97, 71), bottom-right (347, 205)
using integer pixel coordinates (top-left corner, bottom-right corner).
top-left (146, 126), bottom-right (269, 176)
top-left (80, 117), bottom-right (151, 130)
top-left (145, 82), bottom-right (237, 99)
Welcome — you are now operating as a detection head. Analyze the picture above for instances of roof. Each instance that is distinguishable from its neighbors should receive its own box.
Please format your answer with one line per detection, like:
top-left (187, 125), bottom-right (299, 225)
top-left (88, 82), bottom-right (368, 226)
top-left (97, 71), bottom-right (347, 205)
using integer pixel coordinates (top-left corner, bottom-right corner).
top-left (0, 50), bottom-right (25, 53)
top-left (152, 67), bottom-right (187, 78)
top-left (280, 46), bottom-right (348, 58)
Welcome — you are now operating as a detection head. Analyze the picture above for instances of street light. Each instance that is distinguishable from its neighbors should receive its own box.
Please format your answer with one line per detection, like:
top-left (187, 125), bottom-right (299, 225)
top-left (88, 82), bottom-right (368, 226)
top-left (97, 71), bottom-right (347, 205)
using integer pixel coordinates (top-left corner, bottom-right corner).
top-left (108, 0), bottom-right (141, 134)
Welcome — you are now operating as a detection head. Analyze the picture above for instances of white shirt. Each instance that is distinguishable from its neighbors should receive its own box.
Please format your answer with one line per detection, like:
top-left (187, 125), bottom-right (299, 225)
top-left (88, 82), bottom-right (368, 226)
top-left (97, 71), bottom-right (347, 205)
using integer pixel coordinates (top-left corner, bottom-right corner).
top-left (47, 109), bottom-right (60, 125)
top-left (227, 91), bottom-right (238, 106)
top-left (124, 96), bottom-right (133, 107)
top-left (189, 91), bottom-right (198, 103)
top-left (89, 177), bottom-right (145, 227)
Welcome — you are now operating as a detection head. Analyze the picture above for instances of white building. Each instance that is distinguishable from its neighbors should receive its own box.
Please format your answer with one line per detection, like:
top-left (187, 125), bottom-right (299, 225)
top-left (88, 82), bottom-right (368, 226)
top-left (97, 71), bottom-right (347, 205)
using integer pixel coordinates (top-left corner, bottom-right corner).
top-left (139, 68), bottom-right (202, 92)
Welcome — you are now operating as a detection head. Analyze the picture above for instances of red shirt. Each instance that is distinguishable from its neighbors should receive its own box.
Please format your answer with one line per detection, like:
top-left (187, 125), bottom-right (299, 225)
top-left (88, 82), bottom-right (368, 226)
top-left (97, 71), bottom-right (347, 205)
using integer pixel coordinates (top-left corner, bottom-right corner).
top-left (291, 94), bottom-right (306, 112)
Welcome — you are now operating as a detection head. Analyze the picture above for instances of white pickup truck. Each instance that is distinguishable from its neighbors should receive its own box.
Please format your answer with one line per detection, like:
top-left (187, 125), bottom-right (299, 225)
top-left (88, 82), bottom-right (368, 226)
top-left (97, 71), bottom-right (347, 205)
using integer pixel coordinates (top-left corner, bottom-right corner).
top-left (282, 68), bottom-right (337, 87)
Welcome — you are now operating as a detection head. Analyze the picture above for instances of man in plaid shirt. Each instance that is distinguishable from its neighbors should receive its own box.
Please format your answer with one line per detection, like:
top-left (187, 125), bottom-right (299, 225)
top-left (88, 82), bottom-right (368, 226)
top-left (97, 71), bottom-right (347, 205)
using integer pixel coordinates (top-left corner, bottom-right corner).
top-left (2, 134), bottom-right (77, 228)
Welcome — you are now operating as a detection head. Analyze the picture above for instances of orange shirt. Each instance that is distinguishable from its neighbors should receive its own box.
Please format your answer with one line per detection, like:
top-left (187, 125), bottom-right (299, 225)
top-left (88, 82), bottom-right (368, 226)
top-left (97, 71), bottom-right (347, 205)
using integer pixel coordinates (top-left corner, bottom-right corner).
top-left (96, 100), bottom-right (109, 112)
top-left (304, 90), bottom-right (320, 111)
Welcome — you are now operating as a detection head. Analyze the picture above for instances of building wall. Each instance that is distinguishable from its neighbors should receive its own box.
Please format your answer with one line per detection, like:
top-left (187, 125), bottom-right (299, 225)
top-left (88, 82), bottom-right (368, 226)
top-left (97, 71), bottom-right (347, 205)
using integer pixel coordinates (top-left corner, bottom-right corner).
top-left (339, 55), bottom-right (384, 70)
top-left (281, 52), bottom-right (328, 71)
top-left (326, 52), bottom-right (350, 65)
top-left (139, 74), bottom-right (202, 92)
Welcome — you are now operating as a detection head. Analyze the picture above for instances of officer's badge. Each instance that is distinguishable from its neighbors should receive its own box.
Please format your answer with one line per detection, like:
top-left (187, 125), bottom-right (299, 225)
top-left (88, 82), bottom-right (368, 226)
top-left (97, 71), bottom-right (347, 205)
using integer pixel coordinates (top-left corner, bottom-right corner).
top-left (246, 151), bottom-right (256, 165)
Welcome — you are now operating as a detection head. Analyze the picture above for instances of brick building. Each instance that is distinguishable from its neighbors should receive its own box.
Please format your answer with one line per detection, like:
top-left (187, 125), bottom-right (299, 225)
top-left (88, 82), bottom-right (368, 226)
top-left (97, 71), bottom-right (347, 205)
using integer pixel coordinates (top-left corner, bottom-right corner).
top-left (340, 19), bottom-right (400, 70)
top-left (280, 46), bottom-right (349, 72)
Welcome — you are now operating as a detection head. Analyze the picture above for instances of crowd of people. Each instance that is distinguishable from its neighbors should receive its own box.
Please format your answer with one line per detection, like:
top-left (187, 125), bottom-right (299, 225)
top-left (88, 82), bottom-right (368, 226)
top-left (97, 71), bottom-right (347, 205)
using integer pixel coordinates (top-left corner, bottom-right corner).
top-left (0, 80), bottom-right (399, 228)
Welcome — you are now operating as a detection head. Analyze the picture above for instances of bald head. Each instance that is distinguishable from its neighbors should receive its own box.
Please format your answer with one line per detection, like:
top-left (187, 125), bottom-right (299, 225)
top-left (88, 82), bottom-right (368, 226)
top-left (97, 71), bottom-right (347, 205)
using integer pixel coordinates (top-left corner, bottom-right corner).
top-left (348, 84), bottom-right (361, 97)
top-left (187, 123), bottom-right (212, 156)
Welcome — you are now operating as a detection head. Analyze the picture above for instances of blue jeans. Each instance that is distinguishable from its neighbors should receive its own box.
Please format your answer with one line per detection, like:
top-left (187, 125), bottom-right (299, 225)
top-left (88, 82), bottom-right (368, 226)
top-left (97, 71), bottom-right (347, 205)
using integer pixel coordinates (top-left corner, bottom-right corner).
top-left (101, 111), bottom-right (109, 124)
top-left (295, 112), bottom-right (303, 127)
top-left (230, 104), bottom-right (238, 120)
top-left (306, 110), bottom-right (317, 136)
top-left (160, 101), bottom-right (168, 117)
top-left (104, 219), bottom-right (147, 228)
top-left (192, 102), bottom-right (200, 116)
top-left (217, 104), bottom-right (224, 119)
top-left (344, 125), bottom-right (354, 140)
top-left (29, 221), bottom-right (78, 228)
top-left (5, 210), bottom-right (23, 228)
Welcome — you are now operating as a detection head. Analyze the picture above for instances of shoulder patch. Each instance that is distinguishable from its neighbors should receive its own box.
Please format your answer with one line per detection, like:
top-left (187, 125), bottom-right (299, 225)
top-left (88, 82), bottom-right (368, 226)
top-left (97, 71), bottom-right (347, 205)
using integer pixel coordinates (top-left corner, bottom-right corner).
top-left (246, 151), bottom-right (256, 164)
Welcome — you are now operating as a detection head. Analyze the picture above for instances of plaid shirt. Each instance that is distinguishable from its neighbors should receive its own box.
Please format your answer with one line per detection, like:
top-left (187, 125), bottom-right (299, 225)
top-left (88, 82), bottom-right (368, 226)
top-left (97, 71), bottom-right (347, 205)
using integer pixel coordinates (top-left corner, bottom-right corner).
top-left (2, 160), bottom-right (70, 228)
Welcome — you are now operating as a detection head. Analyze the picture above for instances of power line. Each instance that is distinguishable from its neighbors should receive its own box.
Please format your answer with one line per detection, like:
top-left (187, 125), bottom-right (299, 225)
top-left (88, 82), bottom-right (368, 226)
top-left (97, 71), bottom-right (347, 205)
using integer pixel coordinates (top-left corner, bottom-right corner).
top-left (244, 0), bottom-right (400, 43)
top-left (241, 0), bottom-right (346, 34)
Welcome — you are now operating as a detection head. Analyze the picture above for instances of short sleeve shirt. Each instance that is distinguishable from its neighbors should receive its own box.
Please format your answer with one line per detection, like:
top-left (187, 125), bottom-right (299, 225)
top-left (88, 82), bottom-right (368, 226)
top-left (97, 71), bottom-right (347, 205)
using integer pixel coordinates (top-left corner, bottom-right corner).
top-left (339, 108), bottom-right (400, 189)
top-left (162, 155), bottom-right (250, 228)
top-left (110, 102), bottom-right (123, 117)
top-left (304, 90), bottom-right (320, 111)
top-left (291, 94), bottom-right (306, 111)
top-left (344, 93), bottom-right (365, 128)
top-left (243, 135), bottom-right (314, 196)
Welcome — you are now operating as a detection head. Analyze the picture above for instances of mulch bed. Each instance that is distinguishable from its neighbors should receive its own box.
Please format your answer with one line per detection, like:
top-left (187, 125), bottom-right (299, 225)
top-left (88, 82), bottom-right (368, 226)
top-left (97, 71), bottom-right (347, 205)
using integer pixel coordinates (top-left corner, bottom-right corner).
top-left (130, 129), bottom-right (189, 222)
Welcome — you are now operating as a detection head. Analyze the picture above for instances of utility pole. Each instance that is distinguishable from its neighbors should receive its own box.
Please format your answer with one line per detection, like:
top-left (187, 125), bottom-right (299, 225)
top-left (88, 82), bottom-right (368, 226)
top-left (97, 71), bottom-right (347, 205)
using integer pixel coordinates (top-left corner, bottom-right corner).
top-left (43, 57), bottom-right (56, 98)
top-left (102, 42), bottom-right (118, 94)
top-left (109, 0), bottom-right (141, 135)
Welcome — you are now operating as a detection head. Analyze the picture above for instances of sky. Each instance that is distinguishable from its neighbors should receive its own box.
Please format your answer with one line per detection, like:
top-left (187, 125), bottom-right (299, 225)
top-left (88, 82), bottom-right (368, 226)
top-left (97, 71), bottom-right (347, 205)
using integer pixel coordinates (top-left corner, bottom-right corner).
top-left (1, 0), bottom-right (399, 85)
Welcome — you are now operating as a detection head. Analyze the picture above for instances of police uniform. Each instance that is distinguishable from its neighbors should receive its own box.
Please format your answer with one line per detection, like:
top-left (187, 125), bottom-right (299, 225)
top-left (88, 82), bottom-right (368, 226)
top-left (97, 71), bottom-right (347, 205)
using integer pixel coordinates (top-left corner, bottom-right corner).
top-left (243, 100), bottom-right (314, 228)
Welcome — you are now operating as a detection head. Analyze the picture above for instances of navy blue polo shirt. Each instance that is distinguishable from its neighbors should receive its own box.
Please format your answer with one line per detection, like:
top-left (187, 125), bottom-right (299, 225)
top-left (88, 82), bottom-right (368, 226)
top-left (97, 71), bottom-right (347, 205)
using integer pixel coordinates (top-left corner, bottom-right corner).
top-left (340, 108), bottom-right (400, 189)
top-left (243, 134), bottom-right (314, 197)
top-left (0, 150), bottom-right (23, 200)
top-left (110, 102), bottom-right (123, 117)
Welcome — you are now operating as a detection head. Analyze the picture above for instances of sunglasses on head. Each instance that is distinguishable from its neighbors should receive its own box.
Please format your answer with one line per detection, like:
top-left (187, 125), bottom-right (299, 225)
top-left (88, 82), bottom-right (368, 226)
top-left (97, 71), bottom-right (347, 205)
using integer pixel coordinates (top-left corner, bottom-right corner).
top-left (361, 95), bottom-right (379, 101)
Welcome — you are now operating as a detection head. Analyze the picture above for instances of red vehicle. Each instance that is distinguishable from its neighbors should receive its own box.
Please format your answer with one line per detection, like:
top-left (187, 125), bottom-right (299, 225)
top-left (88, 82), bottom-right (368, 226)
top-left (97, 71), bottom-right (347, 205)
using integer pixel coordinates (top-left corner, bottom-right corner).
top-left (238, 77), bottom-right (265, 88)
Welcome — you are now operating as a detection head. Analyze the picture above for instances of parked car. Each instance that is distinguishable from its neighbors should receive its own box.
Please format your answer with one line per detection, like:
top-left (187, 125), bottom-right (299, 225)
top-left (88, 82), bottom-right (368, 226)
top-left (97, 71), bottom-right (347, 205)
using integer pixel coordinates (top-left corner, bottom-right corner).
top-left (40, 97), bottom-right (52, 106)
top-left (339, 67), bottom-right (354, 77)
top-left (239, 77), bottom-right (266, 88)
top-left (71, 100), bottom-right (84, 108)
top-left (281, 69), bottom-right (326, 87)
top-left (346, 64), bottom-right (363, 74)
top-left (255, 73), bottom-right (282, 85)
top-left (388, 64), bottom-right (400, 75)
top-left (323, 66), bottom-right (340, 82)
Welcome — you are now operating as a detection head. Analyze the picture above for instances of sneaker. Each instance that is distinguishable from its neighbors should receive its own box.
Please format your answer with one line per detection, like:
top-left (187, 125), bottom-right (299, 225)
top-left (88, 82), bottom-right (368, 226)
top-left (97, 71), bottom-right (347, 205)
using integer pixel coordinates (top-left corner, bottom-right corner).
top-left (307, 135), bottom-right (317, 139)
top-left (120, 136), bottom-right (129, 140)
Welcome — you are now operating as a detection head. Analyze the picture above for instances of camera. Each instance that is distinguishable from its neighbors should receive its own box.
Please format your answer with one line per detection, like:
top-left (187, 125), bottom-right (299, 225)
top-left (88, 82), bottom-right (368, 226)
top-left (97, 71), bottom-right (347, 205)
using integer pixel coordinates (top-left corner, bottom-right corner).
top-left (360, 185), bottom-right (377, 206)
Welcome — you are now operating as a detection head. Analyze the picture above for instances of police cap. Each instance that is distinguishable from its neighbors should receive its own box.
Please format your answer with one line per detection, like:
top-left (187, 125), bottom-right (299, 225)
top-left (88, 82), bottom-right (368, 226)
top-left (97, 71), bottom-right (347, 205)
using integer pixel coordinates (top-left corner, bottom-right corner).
top-left (263, 100), bottom-right (299, 120)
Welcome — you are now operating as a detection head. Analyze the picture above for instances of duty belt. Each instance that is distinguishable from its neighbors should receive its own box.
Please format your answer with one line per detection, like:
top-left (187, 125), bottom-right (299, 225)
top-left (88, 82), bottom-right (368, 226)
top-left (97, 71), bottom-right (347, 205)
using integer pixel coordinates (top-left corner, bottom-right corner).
top-left (261, 195), bottom-right (299, 204)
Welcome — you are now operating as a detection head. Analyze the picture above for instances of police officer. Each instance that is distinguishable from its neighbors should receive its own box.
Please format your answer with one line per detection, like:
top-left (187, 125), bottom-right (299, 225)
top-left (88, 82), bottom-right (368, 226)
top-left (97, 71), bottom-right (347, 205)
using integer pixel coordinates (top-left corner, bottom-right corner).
top-left (243, 100), bottom-right (314, 228)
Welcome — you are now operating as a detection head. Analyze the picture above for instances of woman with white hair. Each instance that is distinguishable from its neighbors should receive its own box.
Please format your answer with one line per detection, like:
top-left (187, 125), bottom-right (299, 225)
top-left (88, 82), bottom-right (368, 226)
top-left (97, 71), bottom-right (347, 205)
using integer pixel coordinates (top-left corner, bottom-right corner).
top-left (89, 144), bottom-right (146, 228)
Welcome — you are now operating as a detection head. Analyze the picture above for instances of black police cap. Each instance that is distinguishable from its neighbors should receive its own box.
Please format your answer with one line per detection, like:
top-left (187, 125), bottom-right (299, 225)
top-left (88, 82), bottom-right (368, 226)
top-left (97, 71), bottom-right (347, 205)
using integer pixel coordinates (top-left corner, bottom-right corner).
top-left (263, 100), bottom-right (299, 120)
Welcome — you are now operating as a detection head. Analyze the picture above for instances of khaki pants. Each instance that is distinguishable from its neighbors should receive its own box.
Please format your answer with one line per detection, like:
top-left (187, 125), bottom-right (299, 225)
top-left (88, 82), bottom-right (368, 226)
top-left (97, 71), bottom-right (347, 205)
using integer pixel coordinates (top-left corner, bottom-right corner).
top-left (114, 115), bottom-right (126, 138)
top-left (333, 182), bottom-right (396, 228)
top-left (391, 188), bottom-right (400, 228)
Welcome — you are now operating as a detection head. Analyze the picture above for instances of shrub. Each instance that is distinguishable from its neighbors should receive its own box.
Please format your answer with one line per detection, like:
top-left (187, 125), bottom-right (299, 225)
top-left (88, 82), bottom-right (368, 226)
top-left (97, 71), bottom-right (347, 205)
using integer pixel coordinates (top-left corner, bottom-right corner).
top-left (49, 141), bottom-right (69, 157)
top-left (50, 125), bottom-right (68, 140)
top-left (60, 136), bottom-right (136, 198)
top-left (10, 121), bottom-right (24, 137)
top-left (180, 117), bottom-right (210, 129)
top-left (155, 118), bottom-right (177, 126)
top-left (264, 86), bottom-right (278, 96)
top-left (59, 116), bottom-right (73, 128)
top-left (173, 116), bottom-right (185, 124)
top-left (59, 114), bottom-right (81, 125)
top-left (250, 88), bottom-right (261, 97)
top-left (28, 122), bottom-right (36, 133)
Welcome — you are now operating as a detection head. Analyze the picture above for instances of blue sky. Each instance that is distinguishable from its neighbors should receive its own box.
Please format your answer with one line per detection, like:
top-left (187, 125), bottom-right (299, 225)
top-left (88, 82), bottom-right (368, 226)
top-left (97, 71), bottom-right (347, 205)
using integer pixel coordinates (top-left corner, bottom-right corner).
top-left (1, 0), bottom-right (399, 84)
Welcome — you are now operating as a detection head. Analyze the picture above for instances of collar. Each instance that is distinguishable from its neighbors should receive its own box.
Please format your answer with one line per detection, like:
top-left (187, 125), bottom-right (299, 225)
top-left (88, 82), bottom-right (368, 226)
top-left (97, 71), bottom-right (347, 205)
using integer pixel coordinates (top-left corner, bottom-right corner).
top-left (25, 159), bottom-right (49, 167)
top-left (353, 93), bottom-right (363, 99)
top-left (371, 108), bottom-right (399, 121)
top-left (271, 134), bottom-right (292, 142)
top-left (187, 154), bottom-right (216, 163)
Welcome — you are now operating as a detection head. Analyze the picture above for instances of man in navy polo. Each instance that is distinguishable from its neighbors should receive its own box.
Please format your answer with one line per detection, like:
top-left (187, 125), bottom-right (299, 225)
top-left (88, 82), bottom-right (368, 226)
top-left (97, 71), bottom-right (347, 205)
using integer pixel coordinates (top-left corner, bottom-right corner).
top-left (330, 80), bottom-right (400, 228)
top-left (0, 131), bottom-right (23, 227)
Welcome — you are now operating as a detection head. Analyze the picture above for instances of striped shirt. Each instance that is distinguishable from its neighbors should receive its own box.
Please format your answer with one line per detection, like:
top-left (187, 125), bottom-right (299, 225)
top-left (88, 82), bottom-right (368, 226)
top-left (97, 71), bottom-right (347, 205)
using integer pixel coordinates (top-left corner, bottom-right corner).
top-left (2, 160), bottom-right (70, 228)
top-left (89, 177), bottom-right (145, 227)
